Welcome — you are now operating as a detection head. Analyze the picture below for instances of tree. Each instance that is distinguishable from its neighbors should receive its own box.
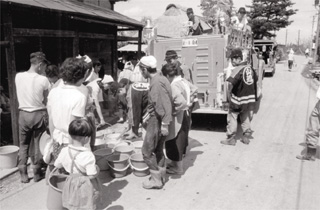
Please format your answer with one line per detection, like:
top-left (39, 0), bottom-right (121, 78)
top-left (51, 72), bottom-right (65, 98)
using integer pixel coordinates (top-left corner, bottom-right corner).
top-left (200, 0), bottom-right (234, 27)
top-left (247, 0), bottom-right (297, 39)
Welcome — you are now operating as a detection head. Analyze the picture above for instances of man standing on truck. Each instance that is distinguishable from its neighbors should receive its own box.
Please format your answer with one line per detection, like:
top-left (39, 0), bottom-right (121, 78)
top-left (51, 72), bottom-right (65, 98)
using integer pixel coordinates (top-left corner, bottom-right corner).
top-left (187, 8), bottom-right (203, 36)
top-left (221, 48), bottom-right (258, 146)
top-left (165, 50), bottom-right (193, 83)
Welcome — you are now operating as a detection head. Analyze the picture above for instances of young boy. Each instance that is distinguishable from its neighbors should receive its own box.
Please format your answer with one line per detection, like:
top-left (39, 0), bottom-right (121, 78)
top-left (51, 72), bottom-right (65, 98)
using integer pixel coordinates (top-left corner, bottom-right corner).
top-left (221, 48), bottom-right (258, 146)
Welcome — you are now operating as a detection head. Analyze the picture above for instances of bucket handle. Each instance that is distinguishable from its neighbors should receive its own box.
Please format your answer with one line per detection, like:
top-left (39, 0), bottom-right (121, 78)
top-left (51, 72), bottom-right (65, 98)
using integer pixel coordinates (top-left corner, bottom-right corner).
top-left (107, 161), bottom-right (130, 172)
top-left (49, 167), bottom-right (69, 179)
top-left (129, 158), bottom-right (149, 171)
top-left (95, 151), bottom-right (114, 162)
top-left (114, 140), bottom-right (133, 148)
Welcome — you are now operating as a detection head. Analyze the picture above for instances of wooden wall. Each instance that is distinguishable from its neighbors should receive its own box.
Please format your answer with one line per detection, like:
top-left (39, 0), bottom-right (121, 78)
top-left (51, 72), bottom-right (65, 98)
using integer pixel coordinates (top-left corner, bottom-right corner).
top-left (0, 2), bottom-right (137, 145)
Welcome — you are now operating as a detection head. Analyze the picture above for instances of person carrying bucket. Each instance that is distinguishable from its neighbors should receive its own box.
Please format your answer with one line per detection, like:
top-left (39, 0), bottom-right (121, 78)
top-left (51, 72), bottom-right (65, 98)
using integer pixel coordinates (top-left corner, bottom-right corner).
top-left (139, 56), bottom-right (173, 189)
top-left (54, 118), bottom-right (101, 210)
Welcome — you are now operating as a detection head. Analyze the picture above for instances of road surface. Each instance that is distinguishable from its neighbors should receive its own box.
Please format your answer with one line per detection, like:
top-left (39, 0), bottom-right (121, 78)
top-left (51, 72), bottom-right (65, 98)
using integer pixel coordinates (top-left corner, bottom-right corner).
top-left (1, 55), bottom-right (319, 210)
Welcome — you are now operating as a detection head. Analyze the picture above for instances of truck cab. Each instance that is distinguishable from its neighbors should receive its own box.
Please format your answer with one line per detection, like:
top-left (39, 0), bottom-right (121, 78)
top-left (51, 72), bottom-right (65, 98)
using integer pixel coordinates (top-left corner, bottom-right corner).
top-left (253, 39), bottom-right (277, 76)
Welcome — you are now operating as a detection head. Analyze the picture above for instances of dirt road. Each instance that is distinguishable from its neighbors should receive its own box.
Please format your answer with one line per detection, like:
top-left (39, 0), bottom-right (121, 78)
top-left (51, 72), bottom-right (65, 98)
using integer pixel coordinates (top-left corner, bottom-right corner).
top-left (1, 56), bottom-right (319, 210)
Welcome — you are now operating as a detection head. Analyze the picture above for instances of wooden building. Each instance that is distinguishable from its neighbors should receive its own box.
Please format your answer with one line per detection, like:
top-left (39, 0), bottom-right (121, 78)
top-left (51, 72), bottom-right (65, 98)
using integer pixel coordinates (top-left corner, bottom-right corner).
top-left (0, 0), bottom-right (143, 145)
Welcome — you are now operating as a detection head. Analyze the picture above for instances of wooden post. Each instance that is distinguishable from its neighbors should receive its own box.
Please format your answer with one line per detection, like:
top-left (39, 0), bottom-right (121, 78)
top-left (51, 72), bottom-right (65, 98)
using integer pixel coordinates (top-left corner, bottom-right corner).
top-left (73, 30), bottom-right (79, 56)
top-left (3, 9), bottom-right (19, 146)
top-left (112, 27), bottom-right (118, 78)
top-left (138, 29), bottom-right (142, 59)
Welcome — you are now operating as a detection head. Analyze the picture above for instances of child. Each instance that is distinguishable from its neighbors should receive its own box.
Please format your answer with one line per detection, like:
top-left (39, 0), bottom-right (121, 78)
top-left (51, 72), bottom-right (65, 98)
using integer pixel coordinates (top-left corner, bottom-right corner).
top-left (54, 118), bottom-right (101, 210)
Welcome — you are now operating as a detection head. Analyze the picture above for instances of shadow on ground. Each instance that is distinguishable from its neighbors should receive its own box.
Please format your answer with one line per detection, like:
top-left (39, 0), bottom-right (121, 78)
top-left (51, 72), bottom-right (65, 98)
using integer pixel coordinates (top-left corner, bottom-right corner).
top-left (191, 114), bottom-right (227, 132)
top-left (98, 179), bottom-right (128, 209)
top-left (167, 137), bottom-right (203, 180)
top-left (298, 142), bottom-right (320, 160)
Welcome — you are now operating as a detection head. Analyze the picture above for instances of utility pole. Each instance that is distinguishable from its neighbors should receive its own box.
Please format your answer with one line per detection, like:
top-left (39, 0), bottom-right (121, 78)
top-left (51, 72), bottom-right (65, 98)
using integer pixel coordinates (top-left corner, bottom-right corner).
top-left (298, 30), bottom-right (300, 47)
top-left (311, 15), bottom-right (316, 53)
top-left (313, 6), bottom-right (320, 65)
top-left (285, 29), bottom-right (288, 46)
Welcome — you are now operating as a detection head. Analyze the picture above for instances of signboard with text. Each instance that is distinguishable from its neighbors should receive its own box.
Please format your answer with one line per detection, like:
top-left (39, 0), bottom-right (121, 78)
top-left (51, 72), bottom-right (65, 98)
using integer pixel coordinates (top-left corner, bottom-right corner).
top-left (182, 38), bottom-right (198, 47)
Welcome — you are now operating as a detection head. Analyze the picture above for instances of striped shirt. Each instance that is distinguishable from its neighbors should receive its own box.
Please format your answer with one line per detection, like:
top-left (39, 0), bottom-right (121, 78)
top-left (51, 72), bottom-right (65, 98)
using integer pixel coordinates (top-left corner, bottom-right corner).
top-left (227, 65), bottom-right (257, 111)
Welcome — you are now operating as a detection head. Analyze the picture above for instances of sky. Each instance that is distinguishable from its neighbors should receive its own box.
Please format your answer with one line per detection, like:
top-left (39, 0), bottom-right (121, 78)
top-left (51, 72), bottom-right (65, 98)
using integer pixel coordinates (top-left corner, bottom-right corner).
top-left (114, 0), bottom-right (317, 45)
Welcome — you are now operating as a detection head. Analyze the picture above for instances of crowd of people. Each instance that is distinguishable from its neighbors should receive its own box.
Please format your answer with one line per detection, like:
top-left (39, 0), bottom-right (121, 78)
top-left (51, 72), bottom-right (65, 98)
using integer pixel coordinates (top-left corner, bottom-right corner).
top-left (13, 49), bottom-right (201, 208)
top-left (11, 43), bottom-right (319, 209)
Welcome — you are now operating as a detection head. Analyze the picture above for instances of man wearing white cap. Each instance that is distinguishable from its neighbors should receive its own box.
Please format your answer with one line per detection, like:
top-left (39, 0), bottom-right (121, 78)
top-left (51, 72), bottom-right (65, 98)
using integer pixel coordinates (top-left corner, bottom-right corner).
top-left (139, 55), bottom-right (173, 189)
top-left (86, 75), bottom-right (114, 128)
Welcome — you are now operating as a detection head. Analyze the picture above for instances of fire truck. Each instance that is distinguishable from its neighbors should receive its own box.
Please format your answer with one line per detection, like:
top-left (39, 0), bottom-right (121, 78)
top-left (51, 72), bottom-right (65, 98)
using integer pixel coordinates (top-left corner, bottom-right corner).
top-left (149, 29), bottom-right (264, 114)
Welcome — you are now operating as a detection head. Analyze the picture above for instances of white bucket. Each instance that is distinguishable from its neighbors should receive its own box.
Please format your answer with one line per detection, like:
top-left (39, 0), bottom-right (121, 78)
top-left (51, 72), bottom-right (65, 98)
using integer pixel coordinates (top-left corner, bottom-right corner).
top-left (113, 141), bottom-right (134, 156)
top-left (0, 145), bottom-right (19, 169)
top-left (39, 132), bottom-right (51, 155)
top-left (129, 153), bottom-right (149, 177)
top-left (132, 141), bottom-right (143, 154)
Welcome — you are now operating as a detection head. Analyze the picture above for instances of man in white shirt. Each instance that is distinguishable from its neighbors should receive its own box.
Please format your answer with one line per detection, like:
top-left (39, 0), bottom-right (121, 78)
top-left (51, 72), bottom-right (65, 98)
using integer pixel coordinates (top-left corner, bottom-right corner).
top-left (15, 52), bottom-right (50, 183)
top-left (288, 51), bottom-right (295, 71)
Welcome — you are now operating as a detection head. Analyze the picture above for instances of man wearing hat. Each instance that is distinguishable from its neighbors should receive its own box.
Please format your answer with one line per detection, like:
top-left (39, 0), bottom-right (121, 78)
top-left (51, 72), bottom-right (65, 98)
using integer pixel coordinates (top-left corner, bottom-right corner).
top-left (165, 50), bottom-right (193, 83)
top-left (220, 48), bottom-right (257, 146)
top-left (187, 8), bottom-right (203, 36)
top-left (139, 55), bottom-right (172, 189)
top-left (15, 51), bottom-right (50, 183)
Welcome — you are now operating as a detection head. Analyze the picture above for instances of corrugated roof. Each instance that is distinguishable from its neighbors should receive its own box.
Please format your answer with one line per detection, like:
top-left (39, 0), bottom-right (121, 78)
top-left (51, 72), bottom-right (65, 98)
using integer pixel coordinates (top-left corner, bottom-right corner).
top-left (118, 44), bottom-right (148, 52)
top-left (1, 0), bottom-right (143, 28)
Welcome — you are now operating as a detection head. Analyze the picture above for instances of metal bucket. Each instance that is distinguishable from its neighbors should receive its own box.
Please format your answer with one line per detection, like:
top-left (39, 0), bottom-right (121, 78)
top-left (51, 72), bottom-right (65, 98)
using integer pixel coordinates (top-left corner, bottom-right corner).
top-left (129, 153), bottom-right (149, 177)
top-left (113, 141), bottom-right (134, 156)
top-left (106, 154), bottom-right (130, 178)
top-left (132, 140), bottom-right (143, 154)
top-left (0, 145), bottom-right (19, 169)
top-left (39, 131), bottom-right (51, 155)
top-left (93, 147), bottom-right (113, 171)
top-left (47, 168), bottom-right (68, 210)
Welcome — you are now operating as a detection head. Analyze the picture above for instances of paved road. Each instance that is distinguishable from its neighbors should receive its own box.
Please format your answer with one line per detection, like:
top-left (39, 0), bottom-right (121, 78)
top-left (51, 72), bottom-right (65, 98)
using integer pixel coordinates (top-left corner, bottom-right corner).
top-left (1, 56), bottom-right (319, 210)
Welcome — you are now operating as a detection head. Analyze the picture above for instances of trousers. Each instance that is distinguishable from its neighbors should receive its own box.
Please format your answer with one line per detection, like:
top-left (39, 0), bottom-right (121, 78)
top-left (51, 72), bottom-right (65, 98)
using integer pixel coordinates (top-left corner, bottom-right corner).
top-left (288, 60), bottom-right (293, 69)
top-left (142, 115), bottom-right (165, 170)
top-left (18, 110), bottom-right (47, 167)
top-left (165, 111), bottom-right (190, 161)
top-left (306, 100), bottom-right (320, 147)
top-left (226, 109), bottom-right (251, 138)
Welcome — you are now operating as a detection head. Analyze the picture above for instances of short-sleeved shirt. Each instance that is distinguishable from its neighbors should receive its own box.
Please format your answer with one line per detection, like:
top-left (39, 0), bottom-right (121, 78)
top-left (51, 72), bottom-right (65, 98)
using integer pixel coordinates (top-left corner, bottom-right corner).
top-left (86, 79), bottom-right (103, 102)
top-left (130, 65), bottom-right (148, 83)
top-left (47, 83), bottom-right (88, 134)
top-left (54, 145), bottom-right (97, 176)
top-left (15, 72), bottom-right (50, 112)
top-left (85, 69), bottom-right (99, 83)
top-left (288, 53), bottom-right (294, 61)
